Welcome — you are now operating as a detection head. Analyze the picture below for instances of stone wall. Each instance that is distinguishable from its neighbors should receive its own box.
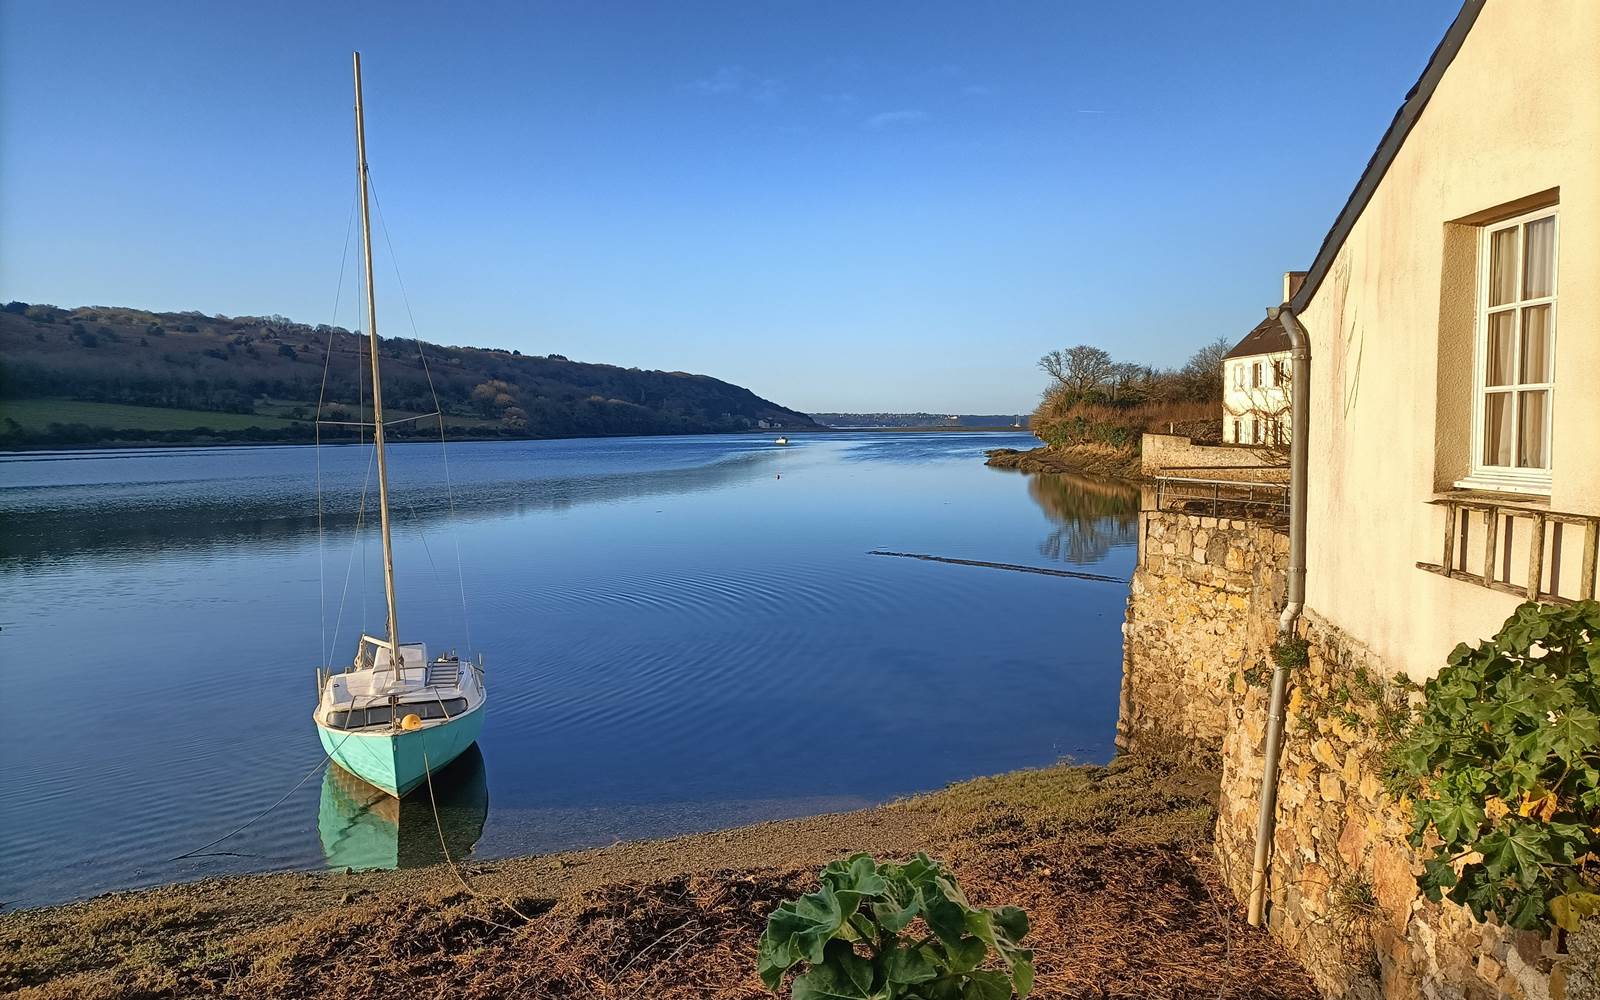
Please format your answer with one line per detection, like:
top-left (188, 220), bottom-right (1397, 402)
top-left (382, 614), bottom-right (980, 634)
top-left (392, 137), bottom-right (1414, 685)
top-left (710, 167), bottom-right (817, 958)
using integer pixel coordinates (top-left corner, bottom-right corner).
top-left (1122, 512), bottom-right (1586, 999)
top-left (1140, 432), bottom-right (1290, 480)
top-left (1118, 511), bottom-right (1287, 751)
top-left (1214, 611), bottom-right (1573, 1000)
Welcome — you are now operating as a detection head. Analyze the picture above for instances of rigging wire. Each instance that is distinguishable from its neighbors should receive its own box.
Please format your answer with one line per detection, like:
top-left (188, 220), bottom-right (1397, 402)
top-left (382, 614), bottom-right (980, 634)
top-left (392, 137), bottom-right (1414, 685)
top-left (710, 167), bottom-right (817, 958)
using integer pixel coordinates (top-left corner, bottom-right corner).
top-left (366, 171), bottom-right (474, 657)
top-left (316, 186), bottom-right (359, 667)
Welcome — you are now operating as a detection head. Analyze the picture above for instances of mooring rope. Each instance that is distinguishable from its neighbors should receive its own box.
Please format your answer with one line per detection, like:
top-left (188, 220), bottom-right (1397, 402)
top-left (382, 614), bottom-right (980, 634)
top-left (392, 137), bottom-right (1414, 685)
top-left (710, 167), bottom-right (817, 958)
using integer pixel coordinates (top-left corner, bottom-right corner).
top-left (867, 550), bottom-right (1127, 584)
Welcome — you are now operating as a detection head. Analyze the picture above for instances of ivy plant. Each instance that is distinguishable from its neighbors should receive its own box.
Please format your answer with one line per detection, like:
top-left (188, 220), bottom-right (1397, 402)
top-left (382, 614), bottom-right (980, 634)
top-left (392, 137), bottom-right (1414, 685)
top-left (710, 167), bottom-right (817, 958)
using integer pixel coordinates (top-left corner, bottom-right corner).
top-left (1387, 600), bottom-right (1600, 932)
top-left (757, 853), bottom-right (1034, 999)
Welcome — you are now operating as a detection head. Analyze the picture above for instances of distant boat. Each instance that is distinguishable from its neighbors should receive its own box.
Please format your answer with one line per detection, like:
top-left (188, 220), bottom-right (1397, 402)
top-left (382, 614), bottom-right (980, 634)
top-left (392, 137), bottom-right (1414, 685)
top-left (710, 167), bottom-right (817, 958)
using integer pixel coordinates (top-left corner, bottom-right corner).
top-left (775, 436), bottom-right (789, 445)
top-left (312, 52), bottom-right (486, 798)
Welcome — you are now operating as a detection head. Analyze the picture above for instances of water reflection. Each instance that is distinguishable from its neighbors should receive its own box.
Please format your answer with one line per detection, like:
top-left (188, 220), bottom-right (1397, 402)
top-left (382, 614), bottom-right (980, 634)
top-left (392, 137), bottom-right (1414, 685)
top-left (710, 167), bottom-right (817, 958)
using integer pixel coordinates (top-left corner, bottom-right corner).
top-left (0, 444), bottom-right (779, 569)
top-left (317, 744), bottom-right (489, 871)
top-left (1023, 472), bottom-right (1139, 566)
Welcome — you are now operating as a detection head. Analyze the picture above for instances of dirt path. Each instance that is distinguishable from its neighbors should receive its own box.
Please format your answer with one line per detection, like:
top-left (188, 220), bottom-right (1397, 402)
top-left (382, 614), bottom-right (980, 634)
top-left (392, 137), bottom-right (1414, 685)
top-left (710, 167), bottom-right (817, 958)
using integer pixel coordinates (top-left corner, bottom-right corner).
top-left (1, 747), bottom-right (1317, 999)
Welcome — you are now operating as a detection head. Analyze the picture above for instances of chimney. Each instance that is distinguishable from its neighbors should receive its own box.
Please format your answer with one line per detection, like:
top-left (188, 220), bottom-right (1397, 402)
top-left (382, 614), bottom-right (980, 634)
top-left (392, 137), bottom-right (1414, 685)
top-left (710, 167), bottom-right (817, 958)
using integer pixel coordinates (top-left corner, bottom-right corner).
top-left (1283, 270), bottom-right (1308, 304)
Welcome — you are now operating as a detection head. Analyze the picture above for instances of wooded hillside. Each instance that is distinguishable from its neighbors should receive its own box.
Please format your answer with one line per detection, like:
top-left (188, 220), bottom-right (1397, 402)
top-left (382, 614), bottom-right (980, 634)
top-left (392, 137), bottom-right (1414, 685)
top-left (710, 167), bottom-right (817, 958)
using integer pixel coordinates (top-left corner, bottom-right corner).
top-left (0, 302), bottom-right (816, 447)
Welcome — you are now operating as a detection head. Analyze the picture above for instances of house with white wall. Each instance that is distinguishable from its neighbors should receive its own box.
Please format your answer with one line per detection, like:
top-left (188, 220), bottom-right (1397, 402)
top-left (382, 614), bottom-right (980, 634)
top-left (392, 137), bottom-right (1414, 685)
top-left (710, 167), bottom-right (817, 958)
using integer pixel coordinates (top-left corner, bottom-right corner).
top-left (1128, 3), bottom-right (1599, 995)
top-left (1220, 272), bottom-right (1303, 446)
top-left (1287, 0), bottom-right (1597, 677)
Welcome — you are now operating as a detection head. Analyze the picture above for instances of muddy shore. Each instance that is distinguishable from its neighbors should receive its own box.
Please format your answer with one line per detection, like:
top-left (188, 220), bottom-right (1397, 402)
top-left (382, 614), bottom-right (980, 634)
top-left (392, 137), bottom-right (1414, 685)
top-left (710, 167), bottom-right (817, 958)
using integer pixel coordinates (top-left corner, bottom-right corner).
top-left (2, 746), bottom-right (1315, 999)
top-left (984, 444), bottom-right (1143, 480)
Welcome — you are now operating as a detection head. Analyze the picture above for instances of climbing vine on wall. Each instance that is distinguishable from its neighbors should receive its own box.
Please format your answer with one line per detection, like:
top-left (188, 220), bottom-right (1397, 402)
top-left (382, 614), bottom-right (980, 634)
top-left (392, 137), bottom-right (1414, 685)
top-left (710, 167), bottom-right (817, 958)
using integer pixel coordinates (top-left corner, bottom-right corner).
top-left (1387, 601), bottom-right (1600, 932)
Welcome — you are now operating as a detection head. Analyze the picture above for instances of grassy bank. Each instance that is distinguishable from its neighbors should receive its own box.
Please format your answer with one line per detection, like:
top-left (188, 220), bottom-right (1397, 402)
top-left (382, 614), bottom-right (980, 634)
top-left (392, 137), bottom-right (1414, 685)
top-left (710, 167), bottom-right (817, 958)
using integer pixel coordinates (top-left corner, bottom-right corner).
top-left (1, 747), bottom-right (1315, 999)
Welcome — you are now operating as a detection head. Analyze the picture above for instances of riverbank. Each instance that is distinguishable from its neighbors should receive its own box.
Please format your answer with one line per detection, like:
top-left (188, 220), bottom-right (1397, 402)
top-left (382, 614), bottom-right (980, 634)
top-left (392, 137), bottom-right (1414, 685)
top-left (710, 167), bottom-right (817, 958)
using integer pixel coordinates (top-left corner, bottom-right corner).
top-left (2, 745), bottom-right (1315, 1000)
top-left (985, 443), bottom-right (1142, 480)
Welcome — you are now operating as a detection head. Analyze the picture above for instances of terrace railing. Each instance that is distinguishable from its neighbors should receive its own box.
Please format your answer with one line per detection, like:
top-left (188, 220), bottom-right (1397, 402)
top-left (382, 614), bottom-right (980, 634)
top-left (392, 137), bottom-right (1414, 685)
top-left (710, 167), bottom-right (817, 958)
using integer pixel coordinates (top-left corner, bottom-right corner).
top-left (1149, 474), bottom-right (1289, 524)
top-left (1417, 495), bottom-right (1599, 605)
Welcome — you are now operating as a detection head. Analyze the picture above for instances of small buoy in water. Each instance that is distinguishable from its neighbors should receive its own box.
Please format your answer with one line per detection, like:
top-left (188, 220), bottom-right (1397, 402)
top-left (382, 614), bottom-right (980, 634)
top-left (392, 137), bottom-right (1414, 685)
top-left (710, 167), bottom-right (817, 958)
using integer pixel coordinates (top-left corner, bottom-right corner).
top-left (401, 713), bottom-right (423, 731)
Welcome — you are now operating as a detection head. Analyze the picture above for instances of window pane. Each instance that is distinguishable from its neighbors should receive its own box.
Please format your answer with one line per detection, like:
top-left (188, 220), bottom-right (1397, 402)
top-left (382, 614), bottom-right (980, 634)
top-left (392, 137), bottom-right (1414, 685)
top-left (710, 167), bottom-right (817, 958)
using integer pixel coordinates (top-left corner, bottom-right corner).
top-left (1489, 226), bottom-right (1518, 306)
top-left (1521, 305), bottom-right (1551, 383)
top-left (1523, 216), bottom-right (1555, 299)
top-left (1486, 310), bottom-right (1516, 386)
top-left (1483, 391), bottom-right (1512, 467)
top-left (1518, 390), bottom-right (1548, 468)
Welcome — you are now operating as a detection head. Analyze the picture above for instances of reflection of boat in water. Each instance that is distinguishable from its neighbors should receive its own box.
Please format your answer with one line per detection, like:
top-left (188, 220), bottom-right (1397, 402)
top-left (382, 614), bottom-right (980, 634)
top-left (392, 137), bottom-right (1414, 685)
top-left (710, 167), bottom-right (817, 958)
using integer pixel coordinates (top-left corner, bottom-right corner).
top-left (318, 743), bottom-right (489, 871)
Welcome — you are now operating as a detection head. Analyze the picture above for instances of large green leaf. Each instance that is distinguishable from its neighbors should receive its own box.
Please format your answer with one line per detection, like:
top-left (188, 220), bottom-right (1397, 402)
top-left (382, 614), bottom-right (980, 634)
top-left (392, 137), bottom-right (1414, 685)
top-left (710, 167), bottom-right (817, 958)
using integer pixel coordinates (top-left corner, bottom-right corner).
top-left (1478, 822), bottom-right (1549, 889)
top-left (791, 941), bottom-right (881, 1000)
top-left (959, 970), bottom-right (1013, 1000)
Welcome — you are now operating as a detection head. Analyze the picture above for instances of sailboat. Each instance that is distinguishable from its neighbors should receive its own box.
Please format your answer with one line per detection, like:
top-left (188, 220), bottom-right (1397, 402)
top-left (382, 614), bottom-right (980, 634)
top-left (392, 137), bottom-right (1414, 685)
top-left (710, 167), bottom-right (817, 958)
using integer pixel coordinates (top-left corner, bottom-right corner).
top-left (312, 52), bottom-right (486, 798)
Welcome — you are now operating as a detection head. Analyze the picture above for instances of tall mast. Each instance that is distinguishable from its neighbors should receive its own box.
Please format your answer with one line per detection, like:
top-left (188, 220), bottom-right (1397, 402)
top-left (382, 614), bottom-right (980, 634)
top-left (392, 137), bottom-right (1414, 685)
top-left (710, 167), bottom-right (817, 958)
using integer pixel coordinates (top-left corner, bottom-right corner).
top-left (353, 51), bottom-right (402, 670)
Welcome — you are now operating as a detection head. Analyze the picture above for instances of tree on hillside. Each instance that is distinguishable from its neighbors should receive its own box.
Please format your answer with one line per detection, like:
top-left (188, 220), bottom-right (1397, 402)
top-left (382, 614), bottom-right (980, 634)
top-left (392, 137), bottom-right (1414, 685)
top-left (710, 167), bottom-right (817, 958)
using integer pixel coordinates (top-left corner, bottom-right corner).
top-left (1038, 345), bottom-right (1112, 398)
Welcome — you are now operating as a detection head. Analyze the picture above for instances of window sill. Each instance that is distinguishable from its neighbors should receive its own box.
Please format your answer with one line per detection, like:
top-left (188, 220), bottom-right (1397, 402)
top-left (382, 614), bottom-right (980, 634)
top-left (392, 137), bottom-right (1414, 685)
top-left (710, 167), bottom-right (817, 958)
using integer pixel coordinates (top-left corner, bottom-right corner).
top-left (1451, 474), bottom-right (1551, 499)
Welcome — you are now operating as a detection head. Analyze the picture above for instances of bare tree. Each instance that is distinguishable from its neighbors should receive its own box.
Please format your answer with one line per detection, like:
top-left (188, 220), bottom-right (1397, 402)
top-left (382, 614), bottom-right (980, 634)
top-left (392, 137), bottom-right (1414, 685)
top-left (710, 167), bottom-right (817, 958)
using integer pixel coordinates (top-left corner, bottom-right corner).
top-left (1038, 345), bottom-right (1113, 398)
top-left (1179, 337), bottom-right (1231, 401)
top-left (1106, 361), bottom-right (1151, 404)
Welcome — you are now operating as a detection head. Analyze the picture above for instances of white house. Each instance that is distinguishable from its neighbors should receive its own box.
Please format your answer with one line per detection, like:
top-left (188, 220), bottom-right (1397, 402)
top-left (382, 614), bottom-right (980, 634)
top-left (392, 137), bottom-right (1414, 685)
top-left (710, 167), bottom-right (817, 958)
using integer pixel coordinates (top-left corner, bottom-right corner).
top-left (1220, 272), bottom-right (1303, 445)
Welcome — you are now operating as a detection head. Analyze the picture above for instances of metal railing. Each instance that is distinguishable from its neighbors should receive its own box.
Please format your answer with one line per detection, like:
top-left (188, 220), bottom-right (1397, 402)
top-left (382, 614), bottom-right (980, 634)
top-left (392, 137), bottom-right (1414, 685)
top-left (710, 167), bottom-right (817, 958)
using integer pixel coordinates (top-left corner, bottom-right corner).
top-left (1416, 496), bottom-right (1599, 604)
top-left (1149, 475), bottom-right (1289, 523)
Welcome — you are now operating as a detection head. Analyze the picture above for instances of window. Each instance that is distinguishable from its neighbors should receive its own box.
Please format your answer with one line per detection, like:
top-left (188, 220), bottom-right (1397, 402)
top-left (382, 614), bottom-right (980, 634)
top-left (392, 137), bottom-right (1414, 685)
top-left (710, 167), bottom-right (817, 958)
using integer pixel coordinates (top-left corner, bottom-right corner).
top-left (1232, 364), bottom-right (1243, 390)
top-left (1251, 418), bottom-right (1261, 445)
top-left (1270, 359), bottom-right (1285, 387)
top-left (1467, 207), bottom-right (1557, 491)
top-left (1232, 419), bottom-right (1241, 443)
top-left (1251, 362), bottom-right (1262, 389)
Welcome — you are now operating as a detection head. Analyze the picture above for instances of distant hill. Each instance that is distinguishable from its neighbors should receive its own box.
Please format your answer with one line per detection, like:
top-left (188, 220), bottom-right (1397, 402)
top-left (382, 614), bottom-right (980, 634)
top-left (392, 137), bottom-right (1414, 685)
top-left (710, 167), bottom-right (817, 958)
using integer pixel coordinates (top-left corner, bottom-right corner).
top-left (0, 302), bottom-right (816, 448)
top-left (812, 412), bottom-right (1029, 429)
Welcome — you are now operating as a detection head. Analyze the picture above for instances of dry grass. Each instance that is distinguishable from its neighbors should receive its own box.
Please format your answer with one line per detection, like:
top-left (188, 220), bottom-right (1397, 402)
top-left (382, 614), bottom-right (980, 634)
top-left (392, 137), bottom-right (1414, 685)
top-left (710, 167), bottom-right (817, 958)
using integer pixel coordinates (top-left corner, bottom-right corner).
top-left (2, 745), bottom-right (1317, 1000)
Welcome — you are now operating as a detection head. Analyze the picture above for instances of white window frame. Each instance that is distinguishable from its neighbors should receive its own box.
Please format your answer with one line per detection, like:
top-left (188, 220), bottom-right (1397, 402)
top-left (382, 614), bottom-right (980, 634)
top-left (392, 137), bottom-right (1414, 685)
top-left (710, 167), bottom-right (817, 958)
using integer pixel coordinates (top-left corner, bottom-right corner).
top-left (1232, 364), bottom-right (1243, 390)
top-left (1458, 206), bottom-right (1558, 495)
top-left (1251, 362), bottom-right (1262, 389)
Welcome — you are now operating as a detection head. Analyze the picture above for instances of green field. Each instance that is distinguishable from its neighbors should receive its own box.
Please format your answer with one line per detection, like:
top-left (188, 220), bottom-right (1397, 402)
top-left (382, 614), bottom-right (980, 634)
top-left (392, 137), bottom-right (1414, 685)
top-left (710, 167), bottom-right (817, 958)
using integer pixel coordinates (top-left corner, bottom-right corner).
top-left (0, 398), bottom-right (299, 431)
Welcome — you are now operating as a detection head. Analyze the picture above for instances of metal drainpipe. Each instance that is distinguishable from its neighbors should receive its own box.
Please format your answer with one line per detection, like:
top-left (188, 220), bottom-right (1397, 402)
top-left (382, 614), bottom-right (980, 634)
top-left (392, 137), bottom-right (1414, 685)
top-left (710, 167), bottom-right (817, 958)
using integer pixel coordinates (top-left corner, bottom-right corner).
top-left (1246, 304), bottom-right (1310, 927)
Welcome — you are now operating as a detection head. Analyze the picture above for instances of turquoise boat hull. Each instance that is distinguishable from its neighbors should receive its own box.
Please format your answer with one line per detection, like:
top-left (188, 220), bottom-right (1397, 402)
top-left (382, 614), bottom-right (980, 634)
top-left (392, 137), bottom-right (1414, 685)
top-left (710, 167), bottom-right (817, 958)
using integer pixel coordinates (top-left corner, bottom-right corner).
top-left (317, 706), bottom-right (485, 798)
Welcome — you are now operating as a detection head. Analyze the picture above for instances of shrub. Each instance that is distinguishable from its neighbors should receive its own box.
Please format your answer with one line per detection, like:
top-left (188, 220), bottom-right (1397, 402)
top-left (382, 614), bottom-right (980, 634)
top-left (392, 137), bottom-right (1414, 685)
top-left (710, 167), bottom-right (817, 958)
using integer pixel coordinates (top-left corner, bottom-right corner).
top-left (757, 853), bottom-right (1033, 999)
top-left (1387, 601), bottom-right (1600, 932)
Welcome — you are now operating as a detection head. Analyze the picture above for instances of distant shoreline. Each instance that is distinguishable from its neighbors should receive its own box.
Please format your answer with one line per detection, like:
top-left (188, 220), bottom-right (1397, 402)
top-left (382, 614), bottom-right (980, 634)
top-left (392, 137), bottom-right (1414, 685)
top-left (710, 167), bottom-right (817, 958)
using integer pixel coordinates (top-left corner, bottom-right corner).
top-left (0, 424), bottom-right (1034, 456)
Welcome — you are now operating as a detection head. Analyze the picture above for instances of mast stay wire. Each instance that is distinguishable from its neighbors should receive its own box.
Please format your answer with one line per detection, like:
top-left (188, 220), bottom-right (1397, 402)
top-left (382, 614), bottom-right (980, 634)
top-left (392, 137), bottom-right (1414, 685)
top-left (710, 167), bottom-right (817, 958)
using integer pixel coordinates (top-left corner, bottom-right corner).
top-left (366, 171), bottom-right (474, 658)
top-left (316, 185), bottom-right (358, 668)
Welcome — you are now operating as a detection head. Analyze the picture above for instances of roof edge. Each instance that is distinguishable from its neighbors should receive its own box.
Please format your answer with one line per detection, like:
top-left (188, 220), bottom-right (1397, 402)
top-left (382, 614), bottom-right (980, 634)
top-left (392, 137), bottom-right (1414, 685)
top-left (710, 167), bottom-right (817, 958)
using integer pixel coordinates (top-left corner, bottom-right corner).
top-left (1287, 0), bottom-right (1487, 314)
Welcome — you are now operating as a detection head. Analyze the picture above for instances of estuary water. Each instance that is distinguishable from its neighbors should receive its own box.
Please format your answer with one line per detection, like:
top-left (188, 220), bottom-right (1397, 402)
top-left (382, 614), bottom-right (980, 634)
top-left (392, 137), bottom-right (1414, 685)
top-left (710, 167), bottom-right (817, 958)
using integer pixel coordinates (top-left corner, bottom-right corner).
top-left (0, 431), bottom-right (1138, 908)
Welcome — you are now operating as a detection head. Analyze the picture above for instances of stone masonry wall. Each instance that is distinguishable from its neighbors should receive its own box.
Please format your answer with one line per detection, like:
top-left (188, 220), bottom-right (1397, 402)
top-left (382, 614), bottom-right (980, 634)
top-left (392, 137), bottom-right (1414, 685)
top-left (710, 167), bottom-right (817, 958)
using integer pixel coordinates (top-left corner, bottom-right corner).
top-left (1213, 611), bottom-right (1574, 1000)
top-left (1118, 511), bottom-right (1287, 752)
top-left (1122, 512), bottom-right (1586, 999)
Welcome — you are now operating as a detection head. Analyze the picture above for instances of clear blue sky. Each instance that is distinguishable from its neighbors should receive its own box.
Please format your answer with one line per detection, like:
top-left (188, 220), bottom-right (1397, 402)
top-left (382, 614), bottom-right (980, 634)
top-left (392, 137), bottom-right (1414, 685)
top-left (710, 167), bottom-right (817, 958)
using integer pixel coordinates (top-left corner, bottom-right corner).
top-left (1, 1), bottom-right (1459, 414)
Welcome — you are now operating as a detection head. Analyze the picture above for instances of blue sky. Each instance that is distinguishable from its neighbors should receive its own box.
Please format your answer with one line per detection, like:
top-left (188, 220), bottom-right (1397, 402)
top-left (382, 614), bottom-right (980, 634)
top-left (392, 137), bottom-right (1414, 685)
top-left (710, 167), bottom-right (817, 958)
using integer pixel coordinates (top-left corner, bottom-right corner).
top-left (1, 1), bottom-right (1459, 414)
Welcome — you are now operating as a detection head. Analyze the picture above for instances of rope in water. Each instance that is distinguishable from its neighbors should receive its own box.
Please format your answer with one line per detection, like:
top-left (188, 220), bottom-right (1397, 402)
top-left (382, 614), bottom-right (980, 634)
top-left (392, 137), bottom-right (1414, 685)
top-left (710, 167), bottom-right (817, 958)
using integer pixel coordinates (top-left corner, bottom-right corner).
top-left (867, 550), bottom-right (1127, 583)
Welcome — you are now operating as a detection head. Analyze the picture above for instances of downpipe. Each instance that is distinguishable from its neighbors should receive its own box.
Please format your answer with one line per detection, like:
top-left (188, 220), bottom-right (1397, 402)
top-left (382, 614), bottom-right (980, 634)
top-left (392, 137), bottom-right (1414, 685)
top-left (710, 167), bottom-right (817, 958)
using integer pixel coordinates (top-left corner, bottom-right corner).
top-left (1247, 305), bottom-right (1310, 927)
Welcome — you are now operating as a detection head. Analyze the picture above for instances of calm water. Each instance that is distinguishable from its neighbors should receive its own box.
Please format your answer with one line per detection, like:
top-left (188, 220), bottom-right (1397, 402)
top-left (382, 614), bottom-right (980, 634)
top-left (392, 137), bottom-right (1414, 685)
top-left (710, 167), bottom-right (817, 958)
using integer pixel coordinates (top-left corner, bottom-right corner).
top-left (0, 431), bottom-right (1138, 908)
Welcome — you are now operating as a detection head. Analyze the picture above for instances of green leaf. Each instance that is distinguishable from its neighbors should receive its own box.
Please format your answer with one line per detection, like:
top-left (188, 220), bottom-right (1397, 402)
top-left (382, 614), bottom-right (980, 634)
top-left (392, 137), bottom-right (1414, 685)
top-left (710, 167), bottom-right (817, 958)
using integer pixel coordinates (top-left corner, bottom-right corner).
top-left (1010, 952), bottom-right (1036, 998)
top-left (765, 884), bottom-right (848, 970)
top-left (791, 940), bottom-right (880, 1000)
top-left (992, 905), bottom-right (1029, 944)
top-left (944, 936), bottom-right (989, 973)
top-left (1418, 856), bottom-right (1459, 902)
top-left (1549, 706), bottom-right (1600, 766)
top-left (1478, 822), bottom-right (1550, 889)
top-left (882, 943), bottom-right (939, 986)
top-left (959, 970), bottom-right (1013, 1000)
top-left (921, 884), bottom-right (970, 948)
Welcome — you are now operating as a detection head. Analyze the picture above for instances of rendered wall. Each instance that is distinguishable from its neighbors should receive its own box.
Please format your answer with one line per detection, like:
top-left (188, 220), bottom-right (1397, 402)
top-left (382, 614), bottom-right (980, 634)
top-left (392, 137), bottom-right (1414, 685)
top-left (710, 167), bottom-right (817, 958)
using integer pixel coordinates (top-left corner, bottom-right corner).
top-left (1293, 0), bottom-right (1600, 682)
